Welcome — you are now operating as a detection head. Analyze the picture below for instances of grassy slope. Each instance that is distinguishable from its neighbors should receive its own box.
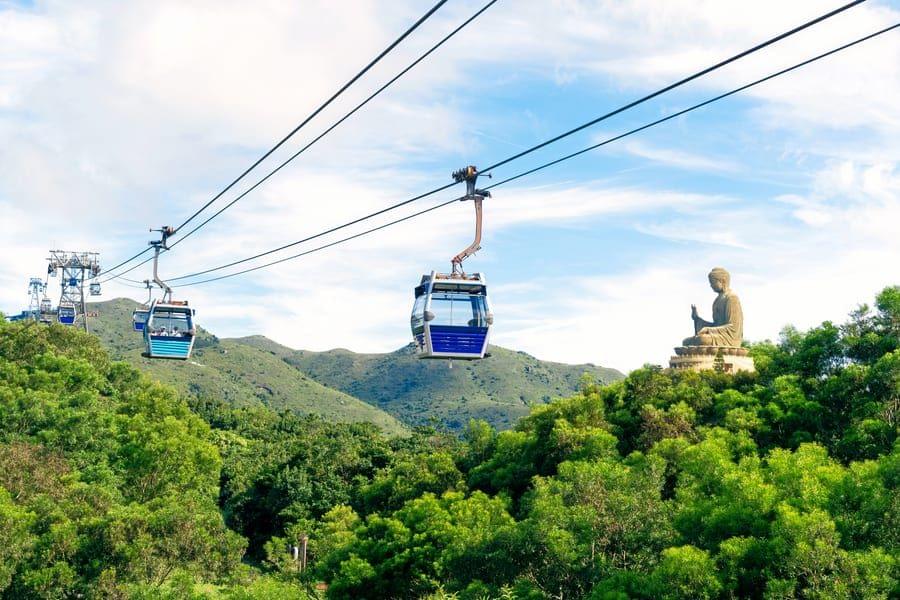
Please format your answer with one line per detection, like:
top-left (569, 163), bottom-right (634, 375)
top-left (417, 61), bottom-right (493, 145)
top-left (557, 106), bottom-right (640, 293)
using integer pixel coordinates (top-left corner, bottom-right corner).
top-left (236, 336), bottom-right (624, 430)
top-left (86, 299), bottom-right (406, 435)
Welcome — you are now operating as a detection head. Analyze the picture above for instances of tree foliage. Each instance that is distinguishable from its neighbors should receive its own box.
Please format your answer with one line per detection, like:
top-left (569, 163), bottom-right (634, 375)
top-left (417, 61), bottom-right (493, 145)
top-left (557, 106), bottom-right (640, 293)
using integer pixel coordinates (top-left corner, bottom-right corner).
top-left (2, 286), bottom-right (898, 598)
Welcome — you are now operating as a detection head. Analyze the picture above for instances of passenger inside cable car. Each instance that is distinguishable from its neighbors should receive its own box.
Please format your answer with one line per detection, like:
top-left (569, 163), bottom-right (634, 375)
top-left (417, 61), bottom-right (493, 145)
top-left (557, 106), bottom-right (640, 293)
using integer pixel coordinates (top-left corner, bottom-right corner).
top-left (143, 301), bottom-right (196, 359)
top-left (148, 310), bottom-right (194, 338)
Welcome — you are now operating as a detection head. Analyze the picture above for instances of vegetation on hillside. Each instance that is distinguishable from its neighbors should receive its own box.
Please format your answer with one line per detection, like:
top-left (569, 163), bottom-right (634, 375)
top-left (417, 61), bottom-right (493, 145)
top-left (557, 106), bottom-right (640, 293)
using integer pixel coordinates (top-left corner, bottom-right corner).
top-left (235, 286), bottom-right (900, 598)
top-left (248, 338), bottom-right (623, 429)
top-left (90, 298), bottom-right (623, 432)
top-left (1, 286), bottom-right (897, 598)
top-left (87, 299), bottom-right (406, 435)
top-left (0, 317), bottom-right (304, 597)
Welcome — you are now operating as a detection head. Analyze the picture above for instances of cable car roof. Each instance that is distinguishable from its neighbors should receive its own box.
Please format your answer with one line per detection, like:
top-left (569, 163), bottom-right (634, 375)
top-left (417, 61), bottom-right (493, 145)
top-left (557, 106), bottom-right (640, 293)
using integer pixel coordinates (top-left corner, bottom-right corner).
top-left (415, 272), bottom-right (486, 297)
top-left (152, 300), bottom-right (190, 309)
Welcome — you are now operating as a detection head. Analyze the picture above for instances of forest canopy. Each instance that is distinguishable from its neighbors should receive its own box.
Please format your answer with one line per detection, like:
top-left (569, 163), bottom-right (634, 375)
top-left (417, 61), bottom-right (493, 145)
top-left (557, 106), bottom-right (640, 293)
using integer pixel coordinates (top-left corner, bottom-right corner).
top-left (0, 286), bottom-right (897, 599)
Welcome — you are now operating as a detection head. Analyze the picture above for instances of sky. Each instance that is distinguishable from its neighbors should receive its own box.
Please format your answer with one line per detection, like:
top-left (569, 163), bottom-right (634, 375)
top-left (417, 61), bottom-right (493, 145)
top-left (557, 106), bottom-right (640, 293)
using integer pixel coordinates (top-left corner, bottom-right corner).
top-left (1, 0), bottom-right (899, 373)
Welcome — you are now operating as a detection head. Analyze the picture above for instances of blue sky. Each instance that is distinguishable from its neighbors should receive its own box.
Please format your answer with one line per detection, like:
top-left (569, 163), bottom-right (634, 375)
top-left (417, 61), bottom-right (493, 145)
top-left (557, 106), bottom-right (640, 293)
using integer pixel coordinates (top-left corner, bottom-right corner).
top-left (2, 0), bottom-right (899, 371)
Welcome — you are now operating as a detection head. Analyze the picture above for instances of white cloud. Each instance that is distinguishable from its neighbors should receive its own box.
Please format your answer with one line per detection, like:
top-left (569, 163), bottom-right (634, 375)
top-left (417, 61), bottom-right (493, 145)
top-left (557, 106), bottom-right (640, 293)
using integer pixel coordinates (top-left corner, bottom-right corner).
top-left (618, 140), bottom-right (739, 172)
top-left (493, 158), bottom-right (900, 371)
top-left (2, 0), bottom-right (899, 376)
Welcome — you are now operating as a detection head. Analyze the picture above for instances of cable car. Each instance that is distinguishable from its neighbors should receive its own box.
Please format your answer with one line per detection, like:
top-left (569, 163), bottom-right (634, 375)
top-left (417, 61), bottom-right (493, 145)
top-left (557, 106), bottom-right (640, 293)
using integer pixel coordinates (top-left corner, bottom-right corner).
top-left (132, 279), bottom-right (154, 333)
top-left (410, 166), bottom-right (493, 360)
top-left (39, 297), bottom-right (53, 324)
top-left (142, 299), bottom-right (196, 359)
top-left (89, 282), bottom-right (101, 296)
top-left (58, 303), bottom-right (76, 325)
top-left (140, 226), bottom-right (196, 359)
top-left (132, 309), bottom-right (149, 332)
top-left (411, 271), bottom-right (492, 359)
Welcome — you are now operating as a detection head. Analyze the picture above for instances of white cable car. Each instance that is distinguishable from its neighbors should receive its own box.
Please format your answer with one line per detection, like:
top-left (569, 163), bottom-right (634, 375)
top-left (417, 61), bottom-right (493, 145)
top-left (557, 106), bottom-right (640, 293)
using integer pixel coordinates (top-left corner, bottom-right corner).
top-left (89, 282), bottom-right (101, 296)
top-left (39, 282), bottom-right (53, 324)
top-left (39, 297), bottom-right (53, 324)
top-left (141, 227), bottom-right (197, 360)
top-left (410, 166), bottom-right (493, 360)
top-left (58, 302), bottom-right (76, 325)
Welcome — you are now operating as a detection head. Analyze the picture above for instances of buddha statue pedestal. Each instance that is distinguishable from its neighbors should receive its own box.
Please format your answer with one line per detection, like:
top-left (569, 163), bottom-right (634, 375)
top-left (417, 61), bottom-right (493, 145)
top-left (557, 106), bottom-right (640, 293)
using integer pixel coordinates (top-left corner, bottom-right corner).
top-left (669, 345), bottom-right (755, 373)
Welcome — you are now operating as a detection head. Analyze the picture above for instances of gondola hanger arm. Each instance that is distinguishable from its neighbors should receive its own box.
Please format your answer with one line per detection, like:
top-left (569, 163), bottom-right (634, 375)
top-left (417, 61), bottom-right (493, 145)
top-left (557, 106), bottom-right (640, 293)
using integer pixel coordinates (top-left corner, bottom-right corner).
top-left (450, 166), bottom-right (490, 277)
top-left (148, 226), bottom-right (175, 302)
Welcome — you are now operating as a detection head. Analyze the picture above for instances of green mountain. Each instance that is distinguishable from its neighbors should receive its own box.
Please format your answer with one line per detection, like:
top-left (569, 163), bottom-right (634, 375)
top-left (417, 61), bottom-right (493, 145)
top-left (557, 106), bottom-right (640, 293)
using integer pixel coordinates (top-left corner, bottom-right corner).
top-left (86, 298), bottom-right (407, 435)
top-left (87, 298), bottom-right (623, 431)
top-left (237, 337), bottom-right (623, 430)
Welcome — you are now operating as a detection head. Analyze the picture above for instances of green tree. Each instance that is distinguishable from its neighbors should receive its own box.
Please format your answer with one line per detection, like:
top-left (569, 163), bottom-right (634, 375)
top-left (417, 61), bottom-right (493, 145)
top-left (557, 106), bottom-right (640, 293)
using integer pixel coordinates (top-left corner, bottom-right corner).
top-left (650, 546), bottom-right (721, 600)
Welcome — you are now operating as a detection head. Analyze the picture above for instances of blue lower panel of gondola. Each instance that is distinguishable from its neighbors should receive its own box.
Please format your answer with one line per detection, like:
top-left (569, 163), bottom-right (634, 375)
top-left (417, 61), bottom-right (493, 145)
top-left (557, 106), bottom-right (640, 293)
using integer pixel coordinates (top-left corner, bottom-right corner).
top-left (133, 322), bottom-right (145, 332)
top-left (429, 325), bottom-right (488, 356)
top-left (59, 317), bottom-right (75, 325)
top-left (147, 336), bottom-right (192, 359)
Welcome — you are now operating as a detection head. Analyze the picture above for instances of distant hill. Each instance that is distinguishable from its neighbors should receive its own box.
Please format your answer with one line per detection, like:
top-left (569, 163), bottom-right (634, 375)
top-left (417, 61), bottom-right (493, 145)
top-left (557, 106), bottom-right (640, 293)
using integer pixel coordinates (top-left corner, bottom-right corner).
top-left (87, 298), bottom-right (623, 431)
top-left (87, 298), bottom-right (407, 435)
top-left (236, 338), bottom-right (623, 430)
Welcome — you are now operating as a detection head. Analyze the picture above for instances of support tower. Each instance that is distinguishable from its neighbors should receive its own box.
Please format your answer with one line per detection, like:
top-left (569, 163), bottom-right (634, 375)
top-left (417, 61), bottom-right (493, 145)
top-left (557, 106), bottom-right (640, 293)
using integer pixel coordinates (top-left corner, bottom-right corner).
top-left (27, 278), bottom-right (45, 321)
top-left (47, 250), bottom-right (101, 332)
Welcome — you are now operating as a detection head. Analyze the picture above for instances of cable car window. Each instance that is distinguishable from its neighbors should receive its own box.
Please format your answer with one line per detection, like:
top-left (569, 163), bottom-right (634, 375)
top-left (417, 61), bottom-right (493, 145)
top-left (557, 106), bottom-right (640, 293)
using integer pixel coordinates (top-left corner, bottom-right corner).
top-left (149, 310), bottom-right (192, 337)
top-left (429, 292), bottom-right (487, 327)
top-left (411, 294), bottom-right (427, 331)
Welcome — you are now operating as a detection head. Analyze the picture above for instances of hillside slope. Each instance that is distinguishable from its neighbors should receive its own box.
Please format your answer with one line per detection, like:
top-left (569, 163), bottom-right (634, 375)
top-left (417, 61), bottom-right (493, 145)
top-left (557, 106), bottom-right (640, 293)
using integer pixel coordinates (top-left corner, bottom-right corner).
top-left (237, 336), bottom-right (624, 429)
top-left (89, 298), bottom-right (623, 431)
top-left (87, 298), bottom-right (406, 434)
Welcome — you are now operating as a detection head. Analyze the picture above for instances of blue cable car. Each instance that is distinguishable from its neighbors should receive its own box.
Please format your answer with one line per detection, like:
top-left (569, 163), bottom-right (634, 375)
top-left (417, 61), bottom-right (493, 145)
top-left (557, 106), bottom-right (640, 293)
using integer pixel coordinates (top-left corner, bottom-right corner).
top-left (139, 226), bottom-right (198, 360)
top-left (133, 279), bottom-right (154, 333)
top-left (142, 300), bottom-right (195, 359)
top-left (132, 309), bottom-right (149, 332)
top-left (410, 166), bottom-right (493, 360)
top-left (58, 303), bottom-right (76, 325)
top-left (411, 271), bottom-right (492, 359)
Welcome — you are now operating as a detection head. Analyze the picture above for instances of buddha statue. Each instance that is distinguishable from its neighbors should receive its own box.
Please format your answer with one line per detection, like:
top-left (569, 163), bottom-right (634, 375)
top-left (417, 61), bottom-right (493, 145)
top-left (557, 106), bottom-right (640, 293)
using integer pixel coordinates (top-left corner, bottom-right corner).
top-left (670, 267), bottom-right (753, 372)
top-left (683, 267), bottom-right (743, 348)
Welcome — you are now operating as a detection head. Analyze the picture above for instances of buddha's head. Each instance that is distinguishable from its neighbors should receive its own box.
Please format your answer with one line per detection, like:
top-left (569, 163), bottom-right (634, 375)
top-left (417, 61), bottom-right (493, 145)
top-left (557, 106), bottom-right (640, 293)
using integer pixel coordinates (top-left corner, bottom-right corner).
top-left (708, 267), bottom-right (730, 293)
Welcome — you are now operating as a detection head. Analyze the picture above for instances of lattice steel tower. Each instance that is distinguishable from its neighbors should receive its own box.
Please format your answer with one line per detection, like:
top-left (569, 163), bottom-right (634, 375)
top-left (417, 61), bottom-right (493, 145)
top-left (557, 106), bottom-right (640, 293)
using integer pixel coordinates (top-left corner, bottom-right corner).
top-left (26, 277), bottom-right (45, 321)
top-left (47, 250), bottom-right (100, 332)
